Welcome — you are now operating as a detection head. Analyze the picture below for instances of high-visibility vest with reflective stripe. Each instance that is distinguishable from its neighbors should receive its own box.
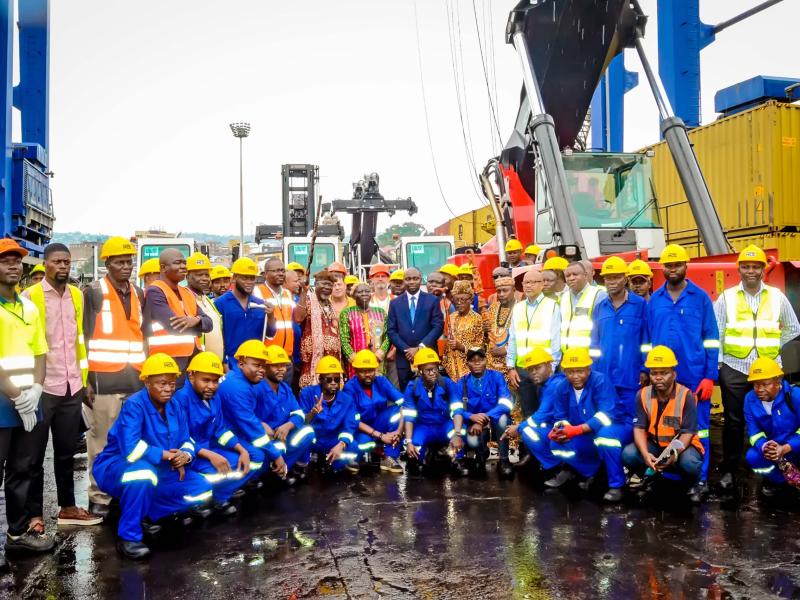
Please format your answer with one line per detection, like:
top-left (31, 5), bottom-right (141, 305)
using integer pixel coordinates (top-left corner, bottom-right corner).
top-left (511, 296), bottom-right (557, 367)
top-left (147, 280), bottom-right (202, 358)
top-left (0, 295), bottom-right (40, 390)
top-left (86, 278), bottom-right (145, 373)
top-left (560, 285), bottom-right (601, 351)
top-left (254, 284), bottom-right (295, 353)
top-left (641, 384), bottom-right (704, 454)
top-left (722, 284), bottom-right (782, 360)
top-left (27, 282), bottom-right (88, 386)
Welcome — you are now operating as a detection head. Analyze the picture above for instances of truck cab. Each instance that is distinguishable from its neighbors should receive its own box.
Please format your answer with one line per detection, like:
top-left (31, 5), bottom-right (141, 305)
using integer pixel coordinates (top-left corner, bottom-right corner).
top-left (282, 236), bottom-right (341, 275)
top-left (399, 236), bottom-right (455, 282)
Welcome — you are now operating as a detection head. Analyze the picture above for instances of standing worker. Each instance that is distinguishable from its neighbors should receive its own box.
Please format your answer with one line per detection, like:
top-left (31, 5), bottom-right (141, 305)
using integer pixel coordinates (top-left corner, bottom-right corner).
top-left (137, 258), bottom-right (160, 289)
top-left (627, 259), bottom-right (653, 301)
top-left (388, 269), bottom-right (406, 297)
top-left (83, 236), bottom-right (147, 519)
top-left (28, 263), bottom-right (45, 287)
top-left (714, 245), bottom-right (800, 491)
top-left (647, 244), bottom-right (719, 502)
top-left (144, 249), bottom-right (212, 373)
top-left (541, 256), bottom-right (568, 303)
top-left (561, 261), bottom-right (606, 352)
top-left (23, 243), bottom-right (102, 532)
top-left (0, 239), bottom-right (53, 560)
top-left (504, 239), bottom-right (527, 269)
top-left (367, 263), bottom-right (393, 314)
top-left (185, 253), bottom-right (224, 362)
top-left (255, 258), bottom-right (299, 384)
top-left (209, 265), bottom-right (232, 299)
top-left (524, 244), bottom-right (541, 265)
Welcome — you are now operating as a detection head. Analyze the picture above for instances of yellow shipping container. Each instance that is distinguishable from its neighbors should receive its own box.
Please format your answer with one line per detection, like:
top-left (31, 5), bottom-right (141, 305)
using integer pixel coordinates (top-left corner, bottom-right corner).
top-left (649, 101), bottom-right (800, 258)
top-left (672, 232), bottom-right (800, 261)
top-left (441, 205), bottom-right (497, 249)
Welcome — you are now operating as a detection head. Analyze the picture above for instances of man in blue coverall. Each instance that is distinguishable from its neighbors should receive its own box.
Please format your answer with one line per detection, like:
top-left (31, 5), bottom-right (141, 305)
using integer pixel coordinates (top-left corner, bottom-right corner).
top-left (743, 357), bottom-right (800, 497)
top-left (546, 348), bottom-right (632, 503)
top-left (343, 350), bottom-right (405, 474)
top-left (217, 340), bottom-right (289, 483)
top-left (402, 348), bottom-right (469, 477)
top-left (173, 351), bottom-right (265, 513)
top-left (257, 345), bottom-right (315, 482)
top-left (298, 356), bottom-right (360, 474)
top-left (646, 244), bottom-right (719, 502)
top-left (456, 347), bottom-right (515, 478)
top-left (590, 256), bottom-right (649, 410)
top-left (501, 348), bottom-right (566, 483)
top-left (92, 354), bottom-right (213, 560)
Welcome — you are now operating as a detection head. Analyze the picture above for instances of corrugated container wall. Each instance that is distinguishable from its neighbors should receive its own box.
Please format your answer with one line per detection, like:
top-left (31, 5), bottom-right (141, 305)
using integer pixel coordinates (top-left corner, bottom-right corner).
top-left (648, 101), bottom-right (800, 259)
top-left (435, 205), bottom-right (497, 249)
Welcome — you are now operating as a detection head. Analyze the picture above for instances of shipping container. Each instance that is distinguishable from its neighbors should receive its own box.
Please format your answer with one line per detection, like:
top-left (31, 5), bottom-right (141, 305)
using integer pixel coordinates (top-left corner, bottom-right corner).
top-left (434, 205), bottom-right (497, 249)
top-left (673, 232), bottom-right (800, 261)
top-left (648, 100), bottom-right (800, 259)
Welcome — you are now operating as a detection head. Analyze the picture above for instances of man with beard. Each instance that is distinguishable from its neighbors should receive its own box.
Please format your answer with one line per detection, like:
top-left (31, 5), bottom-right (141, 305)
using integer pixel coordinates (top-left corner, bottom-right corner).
top-left (295, 271), bottom-right (341, 388)
top-left (255, 258), bottom-right (300, 384)
top-left (627, 260), bottom-right (653, 301)
top-left (485, 276), bottom-right (517, 377)
top-left (209, 266), bottom-right (232, 299)
top-left (368, 264), bottom-right (398, 387)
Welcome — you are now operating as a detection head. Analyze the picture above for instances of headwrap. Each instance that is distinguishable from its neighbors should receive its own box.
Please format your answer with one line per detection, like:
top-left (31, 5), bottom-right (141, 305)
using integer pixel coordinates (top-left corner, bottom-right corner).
top-left (452, 281), bottom-right (474, 296)
top-left (494, 276), bottom-right (514, 288)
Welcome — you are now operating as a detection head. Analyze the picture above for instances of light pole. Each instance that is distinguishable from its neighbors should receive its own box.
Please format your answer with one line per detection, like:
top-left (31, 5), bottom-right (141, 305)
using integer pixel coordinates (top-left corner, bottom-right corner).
top-left (229, 122), bottom-right (251, 253)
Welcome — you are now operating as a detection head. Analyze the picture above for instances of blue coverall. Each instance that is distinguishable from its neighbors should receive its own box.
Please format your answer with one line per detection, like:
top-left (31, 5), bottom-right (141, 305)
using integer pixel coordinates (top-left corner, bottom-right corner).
top-left (257, 380), bottom-right (315, 469)
top-left (343, 376), bottom-right (404, 461)
top-left (744, 381), bottom-right (800, 485)
top-left (549, 371), bottom-right (632, 489)
top-left (590, 292), bottom-right (649, 409)
top-left (455, 369), bottom-right (513, 460)
top-left (92, 389), bottom-right (213, 543)
top-left (647, 280), bottom-right (720, 481)
top-left (519, 372), bottom-right (566, 470)
top-left (299, 386), bottom-right (360, 471)
top-left (173, 381), bottom-right (265, 502)
top-left (402, 376), bottom-right (464, 461)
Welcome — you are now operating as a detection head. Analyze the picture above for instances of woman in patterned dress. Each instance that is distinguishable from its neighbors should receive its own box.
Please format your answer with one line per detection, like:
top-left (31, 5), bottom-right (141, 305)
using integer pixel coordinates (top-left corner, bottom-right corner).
top-left (339, 283), bottom-right (390, 378)
top-left (298, 271), bottom-right (342, 387)
top-left (442, 280), bottom-right (485, 381)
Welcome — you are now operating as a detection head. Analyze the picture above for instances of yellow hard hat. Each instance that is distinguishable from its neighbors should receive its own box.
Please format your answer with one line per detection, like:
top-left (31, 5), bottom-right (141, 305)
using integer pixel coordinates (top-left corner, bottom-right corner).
top-left (457, 263), bottom-right (473, 276)
top-left (627, 259), bottom-right (653, 278)
top-left (231, 257), bottom-right (258, 276)
top-left (265, 345), bottom-right (292, 365)
top-left (737, 244), bottom-right (767, 266)
top-left (644, 345), bottom-right (678, 369)
top-left (389, 270), bottom-right (405, 282)
top-left (138, 258), bottom-right (160, 277)
top-left (351, 349), bottom-right (380, 370)
top-left (139, 353), bottom-right (180, 380)
top-left (600, 256), bottom-right (628, 277)
top-left (234, 339), bottom-right (269, 362)
top-left (747, 357), bottom-right (783, 382)
top-left (100, 236), bottom-right (136, 260)
top-left (561, 347), bottom-right (592, 369)
top-left (413, 347), bottom-right (441, 368)
top-left (30, 263), bottom-right (45, 274)
top-left (438, 264), bottom-right (460, 277)
top-left (187, 351), bottom-right (224, 376)
top-left (344, 275), bottom-right (360, 285)
top-left (316, 356), bottom-right (344, 375)
top-left (659, 244), bottom-right (690, 264)
top-left (524, 244), bottom-right (541, 256)
top-left (522, 347), bottom-right (553, 369)
top-left (210, 265), bottom-right (232, 280)
top-left (505, 239), bottom-right (523, 252)
top-left (286, 262), bottom-right (306, 274)
top-left (542, 256), bottom-right (569, 271)
top-left (187, 252), bottom-right (211, 272)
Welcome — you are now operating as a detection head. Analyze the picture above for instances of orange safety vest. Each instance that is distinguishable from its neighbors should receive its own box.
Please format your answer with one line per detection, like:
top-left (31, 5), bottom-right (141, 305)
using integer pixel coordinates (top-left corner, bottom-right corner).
top-left (255, 283), bottom-right (295, 354)
top-left (86, 277), bottom-right (145, 373)
top-left (641, 384), bottom-right (704, 454)
top-left (147, 280), bottom-right (202, 357)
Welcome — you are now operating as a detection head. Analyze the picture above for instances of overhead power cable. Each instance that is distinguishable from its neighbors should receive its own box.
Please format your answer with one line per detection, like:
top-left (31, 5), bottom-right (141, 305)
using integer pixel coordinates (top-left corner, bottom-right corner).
top-left (471, 0), bottom-right (503, 148)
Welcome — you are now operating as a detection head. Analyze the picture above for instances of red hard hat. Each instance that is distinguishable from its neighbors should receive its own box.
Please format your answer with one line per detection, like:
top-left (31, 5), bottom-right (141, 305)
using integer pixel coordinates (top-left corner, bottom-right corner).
top-left (368, 264), bottom-right (391, 278)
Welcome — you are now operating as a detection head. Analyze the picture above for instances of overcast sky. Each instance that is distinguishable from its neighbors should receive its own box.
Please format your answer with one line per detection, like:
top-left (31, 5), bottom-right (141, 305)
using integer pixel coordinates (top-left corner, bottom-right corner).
top-left (45, 0), bottom-right (798, 239)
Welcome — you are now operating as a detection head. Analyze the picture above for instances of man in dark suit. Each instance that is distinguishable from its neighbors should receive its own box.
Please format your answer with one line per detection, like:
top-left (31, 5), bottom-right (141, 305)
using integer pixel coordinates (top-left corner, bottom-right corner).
top-left (387, 268), bottom-right (444, 390)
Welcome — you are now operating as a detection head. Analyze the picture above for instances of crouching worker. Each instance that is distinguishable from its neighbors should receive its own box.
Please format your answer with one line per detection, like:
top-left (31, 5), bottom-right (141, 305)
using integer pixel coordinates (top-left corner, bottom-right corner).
top-left (402, 349), bottom-right (468, 477)
top-left (299, 356), bottom-right (360, 473)
top-left (501, 348), bottom-right (566, 481)
top-left (174, 351), bottom-right (265, 514)
top-left (218, 341), bottom-right (289, 483)
top-left (547, 348), bottom-right (632, 503)
top-left (744, 357), bottom-right (800, 497)
top-left (622, 346), bottom-right (704, 500)
top-left (343, 350), bottom-right (404, 474)
top-left (92, 354), bottom-right (213, 560)
top-left (456, 347), bottom-right (515, 478)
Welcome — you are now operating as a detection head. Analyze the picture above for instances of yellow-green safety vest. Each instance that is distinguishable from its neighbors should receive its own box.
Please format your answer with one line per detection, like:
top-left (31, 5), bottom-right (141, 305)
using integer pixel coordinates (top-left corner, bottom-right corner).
top-left (27, 282), bottom-right (89, 385)
top-left (512, 296), bottom-right (557, 366)
top-left (722, 284), bottom-right (782, 360)
top-left (560, 285), bottom-right (601, 352)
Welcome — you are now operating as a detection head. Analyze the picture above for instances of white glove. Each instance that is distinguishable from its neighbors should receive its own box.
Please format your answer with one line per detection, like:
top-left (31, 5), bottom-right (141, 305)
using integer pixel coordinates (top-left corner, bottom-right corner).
top-left (19, 409), bottom-right (38, 432)
top-left (15, 383), bottom-right (42, 414)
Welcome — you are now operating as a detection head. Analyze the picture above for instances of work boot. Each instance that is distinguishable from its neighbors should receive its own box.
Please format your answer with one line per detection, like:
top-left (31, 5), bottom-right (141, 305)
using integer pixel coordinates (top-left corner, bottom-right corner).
top-left (514, 454), bottom-right (533, 469)
top-left (245, 479), bottom-right (263, 492)
top-left (452, 459), bottom-right (470, 478)
top-left (214, 502), bottom-right (238, 517)
top-left (498, 460), bottom-right (515, 480)
top-left (380, 457), bottom-right (403, 474)
top-left (760, 480), bottom-right (778, 498)
top-left (405, 457), bottom-right (422, 476)
top-left (603, 487), bottom-right (624, 503)
top-left (577, 476), bottom-right (594, 492)
top-left (141, 518), bottom-right (161, 536)
top-left (344, 460), bottom-right (360, 474)
top-left (88, 502), bottom-right (112, 519)
top-left (292, 463), bottom-right (308, 483)
top-left (230, 488), bottom-right (246, 500)
top-left (57, 506), bottom-right (103, 526)
top-left (5, 529), bottom-right (55, 553)
top-left (189, 504), bottom-right (213, 520)
top-left (116, 539), bottom-right (151, 560)
top-left (544, 469), bottom-right (574, 489)
top-left (688, 481), bottom-right (709, 503)
top-left (718, 472), bottom-right (736, 492)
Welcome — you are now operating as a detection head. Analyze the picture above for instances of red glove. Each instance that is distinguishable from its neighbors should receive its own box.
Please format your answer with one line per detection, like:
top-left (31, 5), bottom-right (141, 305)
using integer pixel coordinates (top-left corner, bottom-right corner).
top-left (562, 425), bottom-right (584, 439)
top-left (694, 378), bottom-right (715, 401)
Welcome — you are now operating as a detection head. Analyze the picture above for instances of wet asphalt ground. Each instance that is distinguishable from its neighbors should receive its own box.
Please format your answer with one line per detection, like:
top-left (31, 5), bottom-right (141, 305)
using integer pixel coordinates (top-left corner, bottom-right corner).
top-left (2, 434), bottom-right (800, 600)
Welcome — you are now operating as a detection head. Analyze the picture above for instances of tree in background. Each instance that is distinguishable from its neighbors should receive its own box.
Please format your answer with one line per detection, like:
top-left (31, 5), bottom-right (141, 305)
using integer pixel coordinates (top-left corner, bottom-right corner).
top-left (376, 222), bottom-right (427, 247)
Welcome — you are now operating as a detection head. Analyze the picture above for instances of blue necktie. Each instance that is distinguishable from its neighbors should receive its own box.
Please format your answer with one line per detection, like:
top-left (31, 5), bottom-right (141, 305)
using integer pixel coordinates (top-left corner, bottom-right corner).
top-left (409, 296), bottom-right (416, 324)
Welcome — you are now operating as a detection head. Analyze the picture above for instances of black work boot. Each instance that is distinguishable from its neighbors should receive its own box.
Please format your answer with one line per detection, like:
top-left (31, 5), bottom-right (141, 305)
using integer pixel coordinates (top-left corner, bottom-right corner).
top-left (117, 539), bottom-right (151, 560)
top-left (498, 459), bottom-right (515, 480)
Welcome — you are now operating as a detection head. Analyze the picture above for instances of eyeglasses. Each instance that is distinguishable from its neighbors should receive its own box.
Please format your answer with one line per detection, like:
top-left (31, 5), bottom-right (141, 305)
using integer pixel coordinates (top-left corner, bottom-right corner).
top-left (320, 377), bottom-right (341, 384)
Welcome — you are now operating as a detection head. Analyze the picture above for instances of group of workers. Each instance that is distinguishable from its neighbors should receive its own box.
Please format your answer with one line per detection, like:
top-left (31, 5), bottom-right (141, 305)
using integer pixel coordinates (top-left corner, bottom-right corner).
top-left (1, 232), bottom-right (799, 563)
